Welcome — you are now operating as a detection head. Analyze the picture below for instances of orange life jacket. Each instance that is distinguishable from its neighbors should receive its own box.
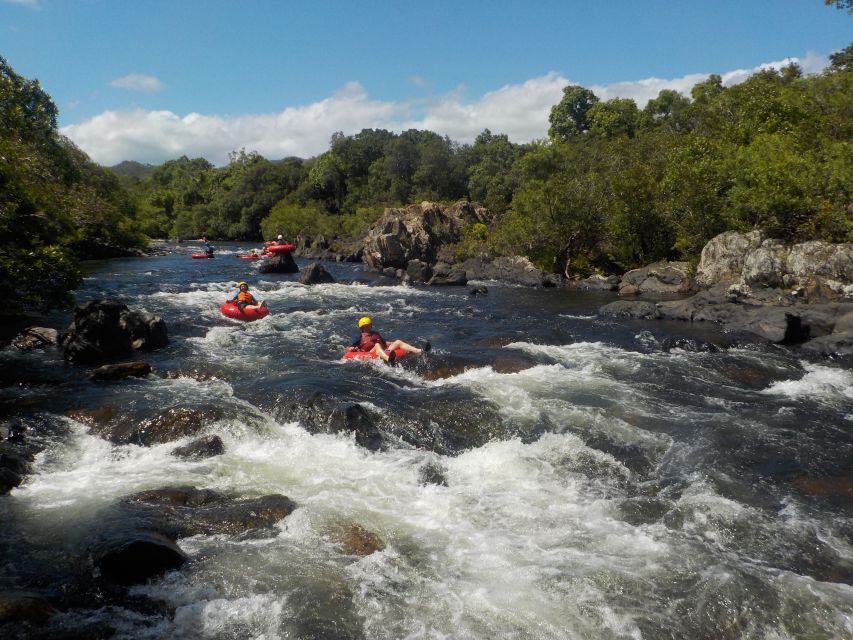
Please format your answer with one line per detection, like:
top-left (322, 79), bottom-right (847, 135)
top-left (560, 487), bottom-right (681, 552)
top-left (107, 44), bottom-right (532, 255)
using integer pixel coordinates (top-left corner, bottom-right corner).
top-left (237, 291), bottom-right (254, 303)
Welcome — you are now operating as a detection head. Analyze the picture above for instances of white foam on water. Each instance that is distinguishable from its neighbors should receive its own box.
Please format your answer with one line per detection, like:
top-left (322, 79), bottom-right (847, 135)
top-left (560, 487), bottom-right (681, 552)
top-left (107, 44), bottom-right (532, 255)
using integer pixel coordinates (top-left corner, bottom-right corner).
top-left (762, 362), bottom-right (853, 403)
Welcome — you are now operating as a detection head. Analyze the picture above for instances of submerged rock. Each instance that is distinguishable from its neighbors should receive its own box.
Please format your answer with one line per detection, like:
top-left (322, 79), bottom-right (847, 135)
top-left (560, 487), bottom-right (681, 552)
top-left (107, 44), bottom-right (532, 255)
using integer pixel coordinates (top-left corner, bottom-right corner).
top-left (338, 524), bottom-right (385, 557)
top-left (76, 406), bottom-right (222, 446)
top-left (171, 435), bottom-right (225, 460)
top-left (287, 391), bottom-right (384, 451)
top-left (418, 461), bottom-right (448, 486)
top-left (121, 486), bottom-right (298, 537)
top-left (90, 361), bottom-right (152, 381)
top-left (93, 529), bottom-right (188, 586)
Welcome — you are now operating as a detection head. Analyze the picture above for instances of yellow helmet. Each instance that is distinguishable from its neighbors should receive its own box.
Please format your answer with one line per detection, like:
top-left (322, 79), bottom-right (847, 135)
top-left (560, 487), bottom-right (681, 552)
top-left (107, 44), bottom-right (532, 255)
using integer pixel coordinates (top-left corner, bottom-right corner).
top-left (358, 316), bottom-right (372, 328)
top-left (238, 281), bottom-right (248, 288)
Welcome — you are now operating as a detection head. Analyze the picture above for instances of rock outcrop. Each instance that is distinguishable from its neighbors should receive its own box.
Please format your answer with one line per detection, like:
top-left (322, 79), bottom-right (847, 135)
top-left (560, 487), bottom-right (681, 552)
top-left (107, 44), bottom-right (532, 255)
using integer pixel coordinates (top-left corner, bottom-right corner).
top-left (61, 300), bottom-right (168, 364)
top-left (362, 201), bottom-right (489, 272)
top-left (90, 361), bottom-right (152, 381)
top-left (259, 252), bottom-right (299, 274)
top-left (697, 231), bottom-right (853, 300)
top-left (68, 406), bottom-right (221, 446)
top-left (171, 435), bottom-right (225, 460)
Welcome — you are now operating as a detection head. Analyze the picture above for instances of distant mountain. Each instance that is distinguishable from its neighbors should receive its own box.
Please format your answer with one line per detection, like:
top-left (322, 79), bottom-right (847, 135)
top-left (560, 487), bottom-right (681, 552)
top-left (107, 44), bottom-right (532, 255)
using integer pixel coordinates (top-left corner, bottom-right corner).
top-left (109, 160), bottom-right (156, 179)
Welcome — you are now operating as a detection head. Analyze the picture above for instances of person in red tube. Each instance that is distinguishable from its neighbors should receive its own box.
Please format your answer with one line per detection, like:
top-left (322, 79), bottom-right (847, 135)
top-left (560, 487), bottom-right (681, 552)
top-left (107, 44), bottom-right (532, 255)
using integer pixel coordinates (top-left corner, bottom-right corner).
top-left (347, 316), bottom-right (429, 364)
top-left (231, 282), bottom-right (265, 311)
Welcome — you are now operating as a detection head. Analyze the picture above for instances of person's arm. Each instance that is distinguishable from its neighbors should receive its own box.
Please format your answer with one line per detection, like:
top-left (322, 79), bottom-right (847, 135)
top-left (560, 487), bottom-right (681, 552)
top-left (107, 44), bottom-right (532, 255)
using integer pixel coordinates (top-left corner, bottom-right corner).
top-left (231, 292), bottom-right (239, 301)
top-left (349, 334), bottom-right (361, 351)
top-left (376, 333), bottom-right (387, 348)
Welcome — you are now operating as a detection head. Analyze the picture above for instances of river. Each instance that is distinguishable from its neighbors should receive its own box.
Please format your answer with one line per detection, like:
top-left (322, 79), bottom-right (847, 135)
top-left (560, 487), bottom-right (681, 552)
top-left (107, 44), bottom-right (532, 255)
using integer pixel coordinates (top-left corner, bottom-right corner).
top-left (1, 243), bottom-right (852, 639)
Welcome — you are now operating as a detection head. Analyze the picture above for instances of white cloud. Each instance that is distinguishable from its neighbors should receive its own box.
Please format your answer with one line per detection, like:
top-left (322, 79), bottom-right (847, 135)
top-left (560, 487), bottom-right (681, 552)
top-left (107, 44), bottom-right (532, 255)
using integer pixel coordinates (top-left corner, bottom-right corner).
top-left (110, 74), bottom-right (165, 92)
top-left (64, 53), bottom-right (831, 166)
top-left (2, 0), bottom-right (40, 7)
top-left (409, 75), bottom-right (428, 88)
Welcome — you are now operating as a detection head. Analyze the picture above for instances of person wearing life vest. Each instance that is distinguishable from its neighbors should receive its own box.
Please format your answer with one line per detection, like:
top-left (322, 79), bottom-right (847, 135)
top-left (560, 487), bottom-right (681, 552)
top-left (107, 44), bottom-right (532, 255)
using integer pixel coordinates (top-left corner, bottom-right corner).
top-left (201, 236), bottom-right (214, 256)
top-left (347, 316), bottom-right (430, 364)
top-left (231, 282), bottom-right (265, 311)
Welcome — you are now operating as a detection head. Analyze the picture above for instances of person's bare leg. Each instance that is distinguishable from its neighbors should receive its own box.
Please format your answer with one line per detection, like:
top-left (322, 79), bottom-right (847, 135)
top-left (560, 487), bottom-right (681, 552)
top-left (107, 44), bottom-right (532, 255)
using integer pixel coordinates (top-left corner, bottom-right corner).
top-left (370, 343), bottom-right (390, 361)
top-left (386, 339), bottom-right (422, 355)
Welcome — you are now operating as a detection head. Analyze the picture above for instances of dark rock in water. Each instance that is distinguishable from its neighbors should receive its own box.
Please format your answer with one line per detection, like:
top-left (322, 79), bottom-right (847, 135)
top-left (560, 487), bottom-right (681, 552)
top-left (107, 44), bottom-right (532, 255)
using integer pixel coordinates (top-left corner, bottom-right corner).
top-left (171, 435), bottom-right (225, 460)
top-left (65, 405), bottom-right (118, 428)
top-left (120, 310), bottom-right (168, 351)
top-left (12, 327), bottom-right (59, 351)
top-left (0, 590), bottom-right (57, 625)
top-left (90, 361), bottom-right (152, 381)
top-left (406, 259), bottom-right (433, 283)
top-left (428, 262), bottom-right (467, 286)
top-left (458, 256), bottom-right (560, 287)
top-left (62, 300), bottom-right (168, 364)
top-left (329, 405), bottom-right (383, 451)
top-left (94, 529), bottom-right (188, 586)
top-left (469, 285), bottom-right (488, 296)
top-left (289, 392), bottom-right (384, 451)
top-left (82, 407), bottom-right (221, 446)
top-left (599, 300), bottom-right (660, 320)
top-left (418, 461), bottom-right (448, 486)
top-left (801, 331), bottom-right (853, 357)
top-left (122, 486), bottom-right (298, 537)
top-left (0, 467), bottom-right (23, 495)
top-left (299, 263), bottom-right (336, 285)
top-left (259, 252), bottom-right (299, 274)
top-left (382, 266), bottom-right (398, 278)
top-left (338, 524), bottom-right (385, 556)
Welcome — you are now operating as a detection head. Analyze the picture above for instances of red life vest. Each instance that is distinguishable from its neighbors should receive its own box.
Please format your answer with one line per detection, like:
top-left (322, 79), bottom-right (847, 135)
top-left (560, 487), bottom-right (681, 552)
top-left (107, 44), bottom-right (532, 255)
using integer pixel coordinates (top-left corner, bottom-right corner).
top-left (359, 331), bottom-right (385, 351)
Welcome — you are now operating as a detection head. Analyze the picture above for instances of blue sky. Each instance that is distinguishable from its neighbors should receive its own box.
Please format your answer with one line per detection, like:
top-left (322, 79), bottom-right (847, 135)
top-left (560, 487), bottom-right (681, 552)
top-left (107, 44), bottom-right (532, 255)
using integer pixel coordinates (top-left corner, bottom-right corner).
top-left (2, 0), bottom-right (850, 164)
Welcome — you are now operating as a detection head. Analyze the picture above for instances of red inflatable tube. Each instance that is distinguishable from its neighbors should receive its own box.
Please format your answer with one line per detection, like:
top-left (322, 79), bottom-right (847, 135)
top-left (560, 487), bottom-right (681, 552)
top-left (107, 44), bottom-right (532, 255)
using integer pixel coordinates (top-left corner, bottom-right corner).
top-left (192, 253), bottom-right (214, 259)
top-left (220, 301), bottom-right (269, 322)
top-left (238, 254), bottom-right (260, 260)
top-left (342, 347), bottom-right (407, 361)
top-left (266, 244), bottom-right (295, 254)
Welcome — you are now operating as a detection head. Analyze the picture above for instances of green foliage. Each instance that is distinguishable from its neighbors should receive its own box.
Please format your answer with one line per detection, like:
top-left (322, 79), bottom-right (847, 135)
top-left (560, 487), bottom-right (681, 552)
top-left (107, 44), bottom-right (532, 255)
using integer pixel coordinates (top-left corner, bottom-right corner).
top-left (260, 202), bottom-right (338, 241)
top-left (548, 85), bottom-right (598, 142)
top-left (1, 57), bottom-right (147, 309)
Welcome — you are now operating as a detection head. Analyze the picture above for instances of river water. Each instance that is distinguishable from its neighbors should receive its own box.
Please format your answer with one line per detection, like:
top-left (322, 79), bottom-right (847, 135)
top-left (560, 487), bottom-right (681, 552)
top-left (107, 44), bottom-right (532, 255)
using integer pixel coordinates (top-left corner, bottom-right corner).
top-left (1, 244), bottom-right (852, 639)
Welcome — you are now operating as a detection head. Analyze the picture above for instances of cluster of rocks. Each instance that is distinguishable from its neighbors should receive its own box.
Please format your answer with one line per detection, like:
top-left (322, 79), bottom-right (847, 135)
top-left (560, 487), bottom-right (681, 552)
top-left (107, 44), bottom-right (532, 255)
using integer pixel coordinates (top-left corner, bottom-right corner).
top-left (599, 231), bottom-right (853, 356)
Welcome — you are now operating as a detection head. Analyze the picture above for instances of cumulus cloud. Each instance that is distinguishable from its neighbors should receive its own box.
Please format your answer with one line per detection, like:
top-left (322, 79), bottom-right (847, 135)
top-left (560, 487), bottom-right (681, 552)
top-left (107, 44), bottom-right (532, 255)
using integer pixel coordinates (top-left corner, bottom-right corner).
top-left (64, 53), bottom-right (831, 166)
top-left (110, 74), bottom-right (165, 92)
top-left (2, 0), bottom-right (40, 7)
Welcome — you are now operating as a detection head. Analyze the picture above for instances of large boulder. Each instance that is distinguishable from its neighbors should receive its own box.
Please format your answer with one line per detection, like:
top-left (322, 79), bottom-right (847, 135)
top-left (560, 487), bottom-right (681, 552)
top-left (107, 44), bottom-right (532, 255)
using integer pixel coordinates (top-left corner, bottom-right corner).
top-left (428, 262), bottom-right (467, 287)
top-left (696, 230), bottom-right (764, 287)
top-left (69, 406), bottom-right (222, 446)
top-left (362, 201), bottom-right (489, 272)
top-left (61, 300), bottom-right (168, 364)
top-left (285, 391), bottom-right (384, 451)
top-left (696, 232), bottom-right (853, 301)
top-left (298, 263), bottom-right (336, 285)
top-left (405, 259), bottom-right (433, 283)
top-left (93, 529), bottom-right (188, 586)
top-left (259, 252), bottom-right (299, 274)
top-left (619, 261), bottom-right (693, 295)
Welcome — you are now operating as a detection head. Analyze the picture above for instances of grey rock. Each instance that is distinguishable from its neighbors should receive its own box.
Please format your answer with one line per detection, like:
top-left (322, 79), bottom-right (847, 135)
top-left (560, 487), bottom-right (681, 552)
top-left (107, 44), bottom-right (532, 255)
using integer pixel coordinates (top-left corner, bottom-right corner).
top-left (0, 591), bottom-right (57, 625)
top-left (406, 259), bottom-right (433, 283)
top-left (93, 529), bottom-right (188, 586)
top-left (259, 252), bottom-right (299, 274)
top-left (619, 261), bottom-right (693, 295)
top-left (298, 263), bottom-right (336, 285)
top-left (599, 301), bottom-right (660, 320)
top-left (696, 230), bottom-right (764, 287)
top-left (428, 262), bottom-right (467, 286)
